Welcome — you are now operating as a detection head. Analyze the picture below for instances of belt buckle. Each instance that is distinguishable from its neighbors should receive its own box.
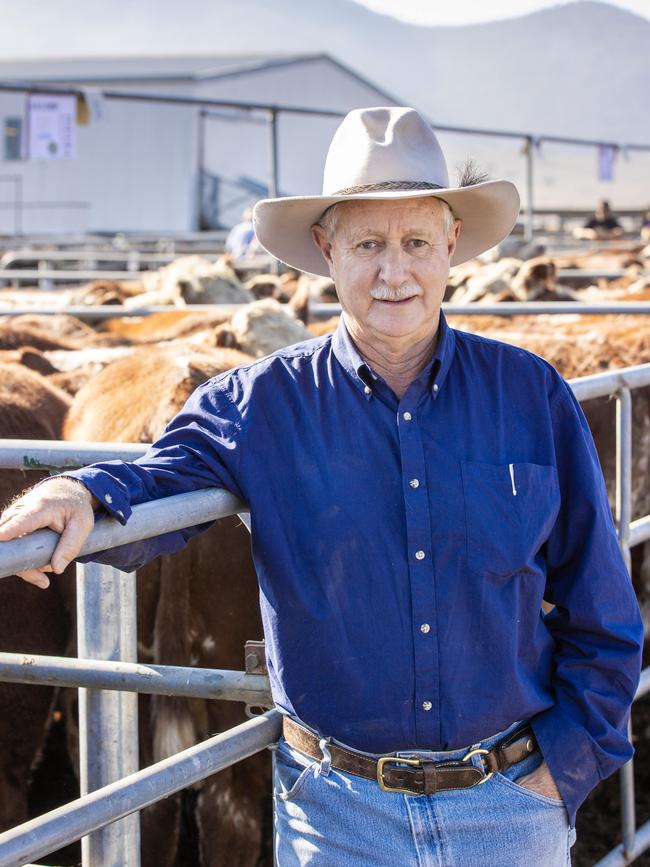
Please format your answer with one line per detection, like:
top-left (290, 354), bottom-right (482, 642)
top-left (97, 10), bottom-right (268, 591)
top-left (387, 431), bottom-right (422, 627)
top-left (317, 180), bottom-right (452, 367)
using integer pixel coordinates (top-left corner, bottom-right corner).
top-left (377, 755), bottom-right (421, 793)
top-left (461, 747), bottom-right (493, 785)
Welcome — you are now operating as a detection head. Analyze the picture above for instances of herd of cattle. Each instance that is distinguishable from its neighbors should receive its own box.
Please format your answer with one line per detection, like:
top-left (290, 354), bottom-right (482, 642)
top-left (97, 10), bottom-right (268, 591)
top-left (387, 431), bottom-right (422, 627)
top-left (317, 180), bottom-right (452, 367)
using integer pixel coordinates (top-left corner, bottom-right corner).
top-left (0, 242), bottom-right (649, 866)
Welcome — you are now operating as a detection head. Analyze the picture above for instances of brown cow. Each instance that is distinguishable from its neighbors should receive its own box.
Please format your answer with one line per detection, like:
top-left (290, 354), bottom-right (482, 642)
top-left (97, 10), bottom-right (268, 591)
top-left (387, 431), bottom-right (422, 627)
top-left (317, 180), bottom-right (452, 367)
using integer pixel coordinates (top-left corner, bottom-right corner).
top-left (63, 344), bottom-right (272, 867)
top-left (0, 365), bottom-right (73, 833)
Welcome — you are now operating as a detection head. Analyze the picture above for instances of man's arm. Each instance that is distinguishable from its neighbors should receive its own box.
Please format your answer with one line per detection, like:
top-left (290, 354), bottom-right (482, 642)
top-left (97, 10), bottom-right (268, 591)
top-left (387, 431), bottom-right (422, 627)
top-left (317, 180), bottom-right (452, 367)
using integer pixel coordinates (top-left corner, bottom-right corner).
top-left (528, 375), bottom-right (644, 828)
top-left (0, 476), bottom-right (98, 588)
top-left (0, 379), bottom-right (245, 579)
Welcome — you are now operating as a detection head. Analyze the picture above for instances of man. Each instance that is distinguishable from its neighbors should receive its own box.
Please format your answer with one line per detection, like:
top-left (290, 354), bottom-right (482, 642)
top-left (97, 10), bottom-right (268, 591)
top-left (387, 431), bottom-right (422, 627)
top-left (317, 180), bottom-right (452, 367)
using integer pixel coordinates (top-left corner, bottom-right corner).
top-left (573, 199), bottom-right (624, 240)
top-left (0, 107), bottom-right (643, 866)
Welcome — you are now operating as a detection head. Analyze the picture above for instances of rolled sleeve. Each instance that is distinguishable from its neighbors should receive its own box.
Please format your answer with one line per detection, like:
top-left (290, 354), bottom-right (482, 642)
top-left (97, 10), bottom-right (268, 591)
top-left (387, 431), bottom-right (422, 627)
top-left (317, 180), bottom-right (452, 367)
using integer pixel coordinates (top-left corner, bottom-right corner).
top-left (530, 375), bottom-right (644, 827)
top-left (62, 379), bottom-right (246, 571)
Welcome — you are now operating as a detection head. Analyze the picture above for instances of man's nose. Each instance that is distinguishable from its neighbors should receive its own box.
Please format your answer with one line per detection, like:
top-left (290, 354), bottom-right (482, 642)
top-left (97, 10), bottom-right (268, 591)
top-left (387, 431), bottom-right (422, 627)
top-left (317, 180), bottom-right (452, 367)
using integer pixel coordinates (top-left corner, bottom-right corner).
top-left (377, 245), bottom-right (410, 287)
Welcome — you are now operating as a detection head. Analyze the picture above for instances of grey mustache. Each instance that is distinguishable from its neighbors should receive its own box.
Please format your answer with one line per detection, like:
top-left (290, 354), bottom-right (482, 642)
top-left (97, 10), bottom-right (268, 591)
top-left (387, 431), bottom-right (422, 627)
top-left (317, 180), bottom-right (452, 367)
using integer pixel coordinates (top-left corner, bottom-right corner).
top-left (370, 284), bottom-right (423, 301)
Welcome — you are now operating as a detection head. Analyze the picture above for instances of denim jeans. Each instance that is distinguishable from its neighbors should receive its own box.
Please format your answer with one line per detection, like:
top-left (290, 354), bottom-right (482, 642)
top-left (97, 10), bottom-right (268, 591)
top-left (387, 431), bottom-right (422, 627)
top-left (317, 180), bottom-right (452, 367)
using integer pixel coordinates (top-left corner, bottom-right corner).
top-left (272, 717), bottom-right (578, 866)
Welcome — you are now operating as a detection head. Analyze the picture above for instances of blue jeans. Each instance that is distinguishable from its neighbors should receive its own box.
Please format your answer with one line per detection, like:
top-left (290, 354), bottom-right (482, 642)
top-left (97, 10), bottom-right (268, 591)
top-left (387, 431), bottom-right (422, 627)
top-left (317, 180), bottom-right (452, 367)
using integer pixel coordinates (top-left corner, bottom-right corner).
top-left (272, 717), bottom-right (578, 866)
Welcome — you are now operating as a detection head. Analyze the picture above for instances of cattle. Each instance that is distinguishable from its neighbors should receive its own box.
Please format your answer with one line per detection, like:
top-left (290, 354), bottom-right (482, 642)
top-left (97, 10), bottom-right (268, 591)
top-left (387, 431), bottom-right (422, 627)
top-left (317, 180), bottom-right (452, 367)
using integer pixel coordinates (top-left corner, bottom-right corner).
top-left (210, 298), bottom-right (312, 358)
top-left (125, 255), bottom-right (253, 308)
top-left (100, 309), bottom-right (233, 343)
top-left (447, 257), bottom-right (523, 304)
top-left (62, 344), bottom-right (272, 867)
top-left (0, 347), bottom-right (59, 377)
top-left (0, 365), bottom-right (73, 835)
top-left (98, 298), bottom-right (312, 365)
top-left (448, 256), bottom-right (579, 304)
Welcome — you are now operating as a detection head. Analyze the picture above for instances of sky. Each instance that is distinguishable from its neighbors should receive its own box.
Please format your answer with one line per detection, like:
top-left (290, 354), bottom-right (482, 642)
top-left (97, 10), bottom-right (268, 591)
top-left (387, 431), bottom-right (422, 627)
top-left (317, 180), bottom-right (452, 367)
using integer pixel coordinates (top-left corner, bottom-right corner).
top-left (352, 0), bottom-right (650, 25)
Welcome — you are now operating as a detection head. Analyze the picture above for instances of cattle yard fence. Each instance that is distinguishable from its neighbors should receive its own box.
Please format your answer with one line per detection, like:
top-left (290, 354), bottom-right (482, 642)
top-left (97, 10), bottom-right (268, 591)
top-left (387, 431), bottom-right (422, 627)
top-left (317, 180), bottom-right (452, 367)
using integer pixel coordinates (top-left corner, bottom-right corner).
top-left (0, 363), bottom-right (649, 866)
top-left (3, 301), bottom-right (650, 321)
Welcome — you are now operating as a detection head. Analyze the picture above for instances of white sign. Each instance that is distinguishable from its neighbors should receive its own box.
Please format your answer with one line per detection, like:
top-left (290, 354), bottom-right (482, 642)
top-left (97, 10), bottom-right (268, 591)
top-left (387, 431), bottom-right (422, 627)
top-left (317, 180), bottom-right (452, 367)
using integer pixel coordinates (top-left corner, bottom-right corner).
top-left (24, 94), bottom-right (77, 160)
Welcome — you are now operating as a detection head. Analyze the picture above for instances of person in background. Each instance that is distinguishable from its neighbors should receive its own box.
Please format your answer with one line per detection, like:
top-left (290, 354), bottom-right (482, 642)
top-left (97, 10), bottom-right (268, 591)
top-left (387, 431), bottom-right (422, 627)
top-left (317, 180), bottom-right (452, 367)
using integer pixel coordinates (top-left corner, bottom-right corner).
top-left (573, 199), bottom-right (624, 240)
top-left (225, 207), bottom-right (257, 258)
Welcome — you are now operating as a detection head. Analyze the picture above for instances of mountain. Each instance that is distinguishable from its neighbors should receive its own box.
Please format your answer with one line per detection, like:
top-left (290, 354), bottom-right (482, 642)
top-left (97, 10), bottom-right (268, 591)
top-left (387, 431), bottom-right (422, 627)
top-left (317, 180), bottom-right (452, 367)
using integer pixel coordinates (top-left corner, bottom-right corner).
top-left (0, 0), bottom-right (649, 144)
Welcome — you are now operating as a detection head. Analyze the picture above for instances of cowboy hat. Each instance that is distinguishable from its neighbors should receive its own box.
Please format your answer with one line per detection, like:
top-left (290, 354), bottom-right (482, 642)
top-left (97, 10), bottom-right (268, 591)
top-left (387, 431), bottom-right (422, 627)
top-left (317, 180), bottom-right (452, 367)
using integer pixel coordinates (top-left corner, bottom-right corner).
top-left (252, 106), bottom-right (520, 277)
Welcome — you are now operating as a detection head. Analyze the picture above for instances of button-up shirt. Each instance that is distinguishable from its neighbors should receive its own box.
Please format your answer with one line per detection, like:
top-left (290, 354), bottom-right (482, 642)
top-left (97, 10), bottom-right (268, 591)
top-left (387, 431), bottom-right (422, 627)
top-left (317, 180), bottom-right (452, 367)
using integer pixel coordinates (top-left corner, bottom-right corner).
top-left (67, 312), bottom-right (644, 828)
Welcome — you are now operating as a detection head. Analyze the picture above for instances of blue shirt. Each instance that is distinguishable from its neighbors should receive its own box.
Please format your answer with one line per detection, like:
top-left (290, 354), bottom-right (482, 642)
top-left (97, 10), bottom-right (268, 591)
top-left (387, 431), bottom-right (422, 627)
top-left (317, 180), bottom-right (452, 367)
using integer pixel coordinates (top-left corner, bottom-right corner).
top-left (67, 312), bottom-right (644, 827)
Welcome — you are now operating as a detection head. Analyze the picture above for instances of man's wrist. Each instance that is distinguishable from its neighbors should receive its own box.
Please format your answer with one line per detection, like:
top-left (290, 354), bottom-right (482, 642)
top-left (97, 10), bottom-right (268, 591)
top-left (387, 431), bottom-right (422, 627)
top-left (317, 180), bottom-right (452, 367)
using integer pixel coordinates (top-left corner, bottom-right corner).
top-left (61, 477), bottom-right (100, 510)
top-left (38, 475), bottom-right (100, 510)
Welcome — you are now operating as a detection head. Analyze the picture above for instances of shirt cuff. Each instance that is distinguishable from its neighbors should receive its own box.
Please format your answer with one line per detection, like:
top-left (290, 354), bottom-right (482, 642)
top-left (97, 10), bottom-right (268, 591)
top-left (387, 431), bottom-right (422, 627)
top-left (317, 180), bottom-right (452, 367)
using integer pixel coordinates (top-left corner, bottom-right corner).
top-left (529, 704), bottom-right (630, 829)
top-left (61, 468), bottom-right (131, 526)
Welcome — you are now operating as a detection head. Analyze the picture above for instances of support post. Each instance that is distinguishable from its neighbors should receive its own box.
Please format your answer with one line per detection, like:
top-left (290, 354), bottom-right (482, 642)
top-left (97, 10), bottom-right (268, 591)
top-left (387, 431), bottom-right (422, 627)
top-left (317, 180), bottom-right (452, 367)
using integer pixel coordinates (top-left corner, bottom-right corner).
top-left (267, 108), bottom-right (279, 274)
top-left (524, 136), bottom-right (534, 243)
top-left (195, 109), bottom-right (206, 232)
top-left (77, 562), bottom-right (140, 867)
top-left (615, 387), bottom-right (635, 856)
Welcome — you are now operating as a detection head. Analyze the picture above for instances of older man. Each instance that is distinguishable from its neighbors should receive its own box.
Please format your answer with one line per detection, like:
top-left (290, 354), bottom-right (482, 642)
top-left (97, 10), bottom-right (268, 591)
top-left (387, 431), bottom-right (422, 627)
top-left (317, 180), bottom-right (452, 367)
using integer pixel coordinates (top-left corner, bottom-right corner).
top-left (0, 107), bottom-right (643, 866)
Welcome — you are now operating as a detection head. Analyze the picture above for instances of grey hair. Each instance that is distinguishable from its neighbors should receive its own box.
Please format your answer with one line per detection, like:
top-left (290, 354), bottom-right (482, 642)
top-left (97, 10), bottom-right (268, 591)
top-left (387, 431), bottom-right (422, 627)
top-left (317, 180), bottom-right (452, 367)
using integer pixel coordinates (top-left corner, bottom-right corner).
top-left (317, 196), bottom-right (456, 240)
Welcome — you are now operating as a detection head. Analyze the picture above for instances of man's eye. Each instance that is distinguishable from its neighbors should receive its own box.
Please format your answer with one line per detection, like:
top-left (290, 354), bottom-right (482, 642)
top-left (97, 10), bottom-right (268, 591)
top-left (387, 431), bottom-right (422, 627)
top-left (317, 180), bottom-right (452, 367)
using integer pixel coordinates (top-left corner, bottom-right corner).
top-left (358, 240), bottom-right (379, 250)
top-left (409, 239), bottom-right (427, 248)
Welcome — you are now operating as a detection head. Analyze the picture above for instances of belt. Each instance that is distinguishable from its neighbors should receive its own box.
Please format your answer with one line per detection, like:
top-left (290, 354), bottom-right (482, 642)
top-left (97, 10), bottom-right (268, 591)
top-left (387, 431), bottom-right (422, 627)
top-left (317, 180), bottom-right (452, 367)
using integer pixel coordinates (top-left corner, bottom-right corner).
top-left (282, 716), bottom-right (537, 796)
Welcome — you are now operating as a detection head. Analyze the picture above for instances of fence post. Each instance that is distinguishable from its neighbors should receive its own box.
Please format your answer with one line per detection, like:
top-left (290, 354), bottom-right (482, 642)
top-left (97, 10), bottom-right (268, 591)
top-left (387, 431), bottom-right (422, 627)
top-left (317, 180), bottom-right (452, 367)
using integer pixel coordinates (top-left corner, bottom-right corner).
top-left (524, 136), bottom-right (534, 243)
top-left (267, 108), bottom-right (280, 275)
top-left (615, 387), bottom-right (636, 857)
top-left (77, 562), bottom-right (140, 867)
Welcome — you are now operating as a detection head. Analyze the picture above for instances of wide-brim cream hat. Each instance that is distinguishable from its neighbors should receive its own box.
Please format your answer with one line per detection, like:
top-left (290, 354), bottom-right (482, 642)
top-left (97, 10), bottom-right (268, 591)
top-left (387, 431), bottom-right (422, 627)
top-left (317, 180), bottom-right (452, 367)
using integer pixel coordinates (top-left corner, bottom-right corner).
top-left (253, 106), bottom-right (520, 277)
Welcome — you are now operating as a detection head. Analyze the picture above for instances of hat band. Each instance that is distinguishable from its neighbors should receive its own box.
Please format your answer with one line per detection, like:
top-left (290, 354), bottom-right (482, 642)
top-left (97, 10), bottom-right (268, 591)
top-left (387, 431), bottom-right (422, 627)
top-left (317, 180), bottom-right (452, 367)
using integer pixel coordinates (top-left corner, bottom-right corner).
top-left (332, 181), bottom-right (445, 195)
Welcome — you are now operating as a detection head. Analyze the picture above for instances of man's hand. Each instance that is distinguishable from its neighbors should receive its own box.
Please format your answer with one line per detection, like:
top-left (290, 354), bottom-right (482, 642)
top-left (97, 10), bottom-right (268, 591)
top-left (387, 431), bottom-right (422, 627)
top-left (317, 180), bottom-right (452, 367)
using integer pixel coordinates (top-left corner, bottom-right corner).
top-left (516, 759), bottom-right (563, 802)
top-left (0, 478), bottom-right (98, 589)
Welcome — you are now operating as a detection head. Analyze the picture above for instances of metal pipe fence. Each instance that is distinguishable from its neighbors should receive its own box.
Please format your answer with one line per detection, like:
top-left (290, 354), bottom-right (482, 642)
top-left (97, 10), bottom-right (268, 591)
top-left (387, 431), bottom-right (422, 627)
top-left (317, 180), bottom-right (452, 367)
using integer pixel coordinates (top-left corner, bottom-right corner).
top-left (3, 301), bottom-right (650, 322)
top-left (0, 263), bottom-right (275, 288)
top-left (0, 711), bottom-right (281, 867)
top-left (0, 362), bottom-right (648, 864)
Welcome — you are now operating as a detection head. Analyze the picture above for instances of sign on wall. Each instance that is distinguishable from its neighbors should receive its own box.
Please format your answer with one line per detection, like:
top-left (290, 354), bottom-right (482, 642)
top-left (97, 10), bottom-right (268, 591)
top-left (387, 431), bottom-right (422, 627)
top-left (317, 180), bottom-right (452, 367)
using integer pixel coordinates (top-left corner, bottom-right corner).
top-left (23, 93), bottom-right (77, 160)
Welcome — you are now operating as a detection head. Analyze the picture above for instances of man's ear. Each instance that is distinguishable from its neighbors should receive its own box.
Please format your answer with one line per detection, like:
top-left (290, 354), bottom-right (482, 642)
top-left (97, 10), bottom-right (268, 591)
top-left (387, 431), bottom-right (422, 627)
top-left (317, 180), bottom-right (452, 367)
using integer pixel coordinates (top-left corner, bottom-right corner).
top-left (311, 224), bottom-right (334, 272)
top-left (448, 219), bottom-right (462, 260)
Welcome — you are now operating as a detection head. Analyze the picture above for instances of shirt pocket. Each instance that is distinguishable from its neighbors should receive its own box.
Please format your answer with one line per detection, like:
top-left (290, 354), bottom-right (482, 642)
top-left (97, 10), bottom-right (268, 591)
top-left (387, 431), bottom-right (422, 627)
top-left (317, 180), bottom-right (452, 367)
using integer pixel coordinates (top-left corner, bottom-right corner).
top-left (461, 460), bottom-right (560, 579)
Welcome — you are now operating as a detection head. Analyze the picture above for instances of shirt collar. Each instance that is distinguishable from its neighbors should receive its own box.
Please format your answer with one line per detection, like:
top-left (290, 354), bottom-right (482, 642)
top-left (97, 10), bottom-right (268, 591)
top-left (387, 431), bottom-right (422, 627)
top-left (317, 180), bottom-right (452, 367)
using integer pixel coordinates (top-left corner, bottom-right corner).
top-left (332, 310), bottom-right (456, 401)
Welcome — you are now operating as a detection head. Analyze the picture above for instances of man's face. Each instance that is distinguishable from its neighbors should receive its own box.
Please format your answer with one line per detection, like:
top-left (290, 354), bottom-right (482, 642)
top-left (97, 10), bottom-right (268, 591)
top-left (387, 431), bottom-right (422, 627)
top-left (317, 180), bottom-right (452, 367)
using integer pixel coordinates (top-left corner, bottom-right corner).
top-left (596, 201), bottom-right (609, 220)
top-left (312, 197), bottom-right (461, 343)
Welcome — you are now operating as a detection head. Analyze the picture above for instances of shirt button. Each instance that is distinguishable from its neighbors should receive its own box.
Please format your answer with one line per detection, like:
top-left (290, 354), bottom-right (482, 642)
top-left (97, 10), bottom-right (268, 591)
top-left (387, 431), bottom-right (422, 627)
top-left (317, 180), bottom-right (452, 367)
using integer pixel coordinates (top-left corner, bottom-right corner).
top-left (433, 383), bottom-right (439, 392)
top-left (415, 550), bottom-right (426, 561)
top-left (420, 623), bottom-right (430, 633)
top-left (104, 494), bottom-right (113, 504)
top-left (364, 385), bottom-right (372, 395)
top-left (409, 479), bottom-right (420, 489)
top-left (403, 411), bottom-right (412, 421)
top-left (422, 701), bottom-right (432, 711)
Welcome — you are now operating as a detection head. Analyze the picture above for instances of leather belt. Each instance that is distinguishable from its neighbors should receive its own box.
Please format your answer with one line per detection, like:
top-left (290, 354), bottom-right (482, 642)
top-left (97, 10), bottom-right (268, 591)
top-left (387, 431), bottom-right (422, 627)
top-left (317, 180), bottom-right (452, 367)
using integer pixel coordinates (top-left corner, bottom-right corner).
top-left (282, 716), bottom-right (538, 795)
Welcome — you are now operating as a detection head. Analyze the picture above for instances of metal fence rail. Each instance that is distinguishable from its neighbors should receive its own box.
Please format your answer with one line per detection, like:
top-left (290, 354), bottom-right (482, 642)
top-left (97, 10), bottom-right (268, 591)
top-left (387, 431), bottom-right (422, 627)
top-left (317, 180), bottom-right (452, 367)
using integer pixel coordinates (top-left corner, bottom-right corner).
top-left (0, 487), bottom-right (245, 577)
top-left (0, 710), bottom-right (281, 867)
top-left (0, 652), bottom-right (272, 705)
top-left (0, 362), bottom-right (649, 864)
top-left (3, 301), bottom-right (650, 321)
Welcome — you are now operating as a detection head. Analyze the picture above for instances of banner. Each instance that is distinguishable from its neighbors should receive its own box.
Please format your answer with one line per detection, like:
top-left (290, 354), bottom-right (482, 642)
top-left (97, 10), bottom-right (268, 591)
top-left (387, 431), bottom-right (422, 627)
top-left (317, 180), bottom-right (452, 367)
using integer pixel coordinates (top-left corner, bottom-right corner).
top-left (598, 144), bottom-right (616, 182)
top-left (24, 93), bottom-right (77, 160)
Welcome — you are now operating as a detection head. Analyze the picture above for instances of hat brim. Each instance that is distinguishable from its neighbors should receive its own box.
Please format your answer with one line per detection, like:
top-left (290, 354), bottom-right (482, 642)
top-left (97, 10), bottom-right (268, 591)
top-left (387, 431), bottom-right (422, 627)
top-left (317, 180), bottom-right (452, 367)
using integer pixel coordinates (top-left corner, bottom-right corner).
top-left (252, 180), bottom-right (521, 278)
